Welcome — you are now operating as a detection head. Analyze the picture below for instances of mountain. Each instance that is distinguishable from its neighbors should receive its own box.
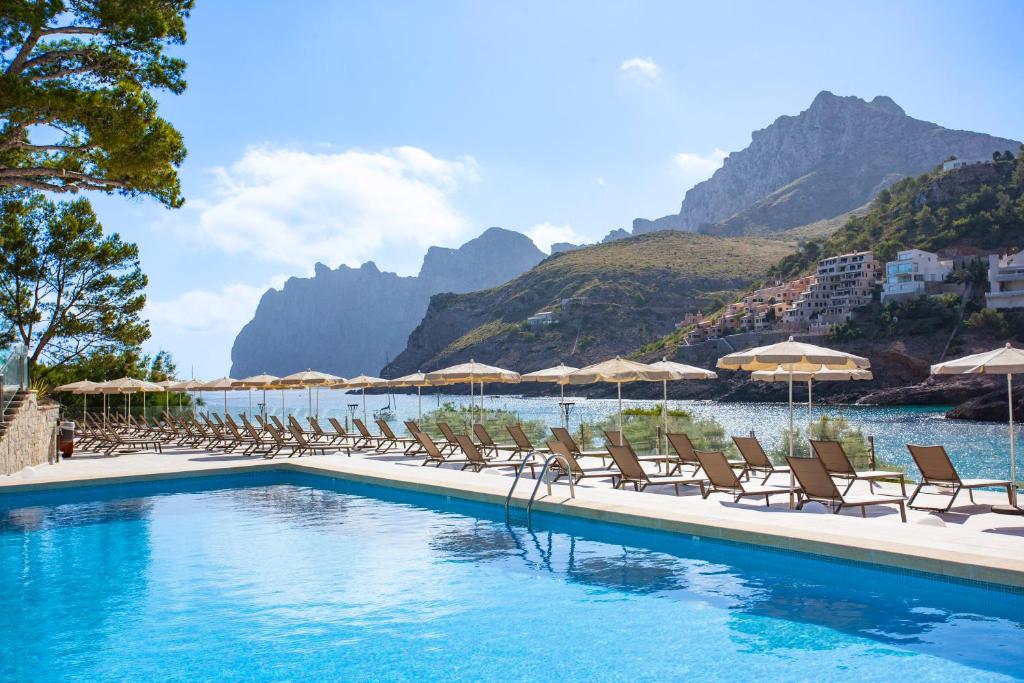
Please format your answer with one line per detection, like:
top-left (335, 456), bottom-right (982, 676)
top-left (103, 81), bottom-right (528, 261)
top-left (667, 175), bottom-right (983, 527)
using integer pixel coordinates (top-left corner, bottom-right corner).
top-left (382, 231), bottom-right (795, 377)
top-left (229, 228), bottom-right (545, 378)
top-left (633, 91), bottom-right (1021, 236)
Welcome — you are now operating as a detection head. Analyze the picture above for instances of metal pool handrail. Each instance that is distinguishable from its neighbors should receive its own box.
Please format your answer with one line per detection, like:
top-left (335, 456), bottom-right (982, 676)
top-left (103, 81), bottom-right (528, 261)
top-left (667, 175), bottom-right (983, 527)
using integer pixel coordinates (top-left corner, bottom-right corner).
top-left (504, 451), bottom-right (576, 526)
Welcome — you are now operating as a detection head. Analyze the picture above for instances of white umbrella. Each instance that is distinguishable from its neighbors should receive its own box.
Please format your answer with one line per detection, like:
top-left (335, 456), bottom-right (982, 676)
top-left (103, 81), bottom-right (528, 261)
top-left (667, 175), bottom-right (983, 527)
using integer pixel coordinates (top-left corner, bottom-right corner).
top-left (278, 369), bottom-right (342, 418)
top-left (387, 371), bottom-right (437, 420)
top-left (337, 375), bottom-right (388, 423)
top-left (932, 343), bottom-right (1024, 512)
top-left (54, 380), bottom-right (101, 421)
top-left (198, 377), bottom-right (237, 417)
top-left (567, 357), bottom-right (682, 445)
top-left (425, 360), bottom-right (521, 424)
top-left (233, 374), bottom-right (280, 421)
top-left (752, 364), bottom-right (872, 445)
top-left (96, 377), bottom-right (163, 420)
top-left (649, 358), bottom-right (717, 453)
top-left (520, 364), bottom-right (579, 427)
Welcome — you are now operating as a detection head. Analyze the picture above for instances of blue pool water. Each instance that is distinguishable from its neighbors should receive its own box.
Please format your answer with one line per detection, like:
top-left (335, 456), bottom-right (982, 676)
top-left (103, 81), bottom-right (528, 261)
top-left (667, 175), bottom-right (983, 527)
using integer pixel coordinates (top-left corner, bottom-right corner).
top-left (3, 472), bottom-right (1021, 682)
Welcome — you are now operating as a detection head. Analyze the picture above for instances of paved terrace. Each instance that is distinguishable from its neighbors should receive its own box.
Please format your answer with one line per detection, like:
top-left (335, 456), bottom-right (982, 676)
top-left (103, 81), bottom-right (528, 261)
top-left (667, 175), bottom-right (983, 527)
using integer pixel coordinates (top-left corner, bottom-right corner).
top-left (1, 444), bottom-right (1022, 588)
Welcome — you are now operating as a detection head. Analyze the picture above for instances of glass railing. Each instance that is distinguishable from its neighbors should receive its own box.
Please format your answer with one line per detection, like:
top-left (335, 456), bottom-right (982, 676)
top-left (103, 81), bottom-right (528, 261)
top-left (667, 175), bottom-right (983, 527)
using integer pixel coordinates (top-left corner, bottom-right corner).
top-left (1, 343), bottom-right (29, 423)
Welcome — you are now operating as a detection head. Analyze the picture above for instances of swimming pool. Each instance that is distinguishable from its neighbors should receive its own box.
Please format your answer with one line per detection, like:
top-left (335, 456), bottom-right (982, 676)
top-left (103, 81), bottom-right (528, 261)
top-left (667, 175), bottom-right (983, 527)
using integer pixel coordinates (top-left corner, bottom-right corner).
top-left (2, 472), bottom-right (1022, 682)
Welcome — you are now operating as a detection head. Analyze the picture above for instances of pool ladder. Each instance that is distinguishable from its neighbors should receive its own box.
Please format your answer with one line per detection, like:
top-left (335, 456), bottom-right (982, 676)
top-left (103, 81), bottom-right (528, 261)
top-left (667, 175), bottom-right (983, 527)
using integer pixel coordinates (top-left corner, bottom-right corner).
top-left (504, 451), bottom-right (575, 526)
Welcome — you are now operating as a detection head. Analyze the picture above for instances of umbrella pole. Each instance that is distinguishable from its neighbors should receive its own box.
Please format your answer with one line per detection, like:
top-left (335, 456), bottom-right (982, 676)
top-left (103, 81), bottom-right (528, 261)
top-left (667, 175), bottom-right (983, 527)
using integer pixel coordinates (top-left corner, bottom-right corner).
top-left (308, 386), bottom-right (312, 417)
top-left (223, 389), bottom-right (227, 418)
top-left (248, 390), bottom-right (252, 417)
top-left (663, 379), bottom-right (668, 455)
top-left (143, 392), bottom-right (147, 420)
top-left (560, 382), bottom-right (565, 428)
top-left (807, 379), bottom-right (813, 443)
top-left (84, 393), bottom-right (87, 422)
top-left (617, 382), bottom-right (623, 446)
top-left (281, 389), bottom-right (284, 417)
top-left (127, 393), bottom-right (130, 420)
top-left (1010, 374), bottom-right (1017, 506)
top-left (263, 389), bottom-right (267, 421)
top-left (362, 387), bottom-right (367, 423)
top-left (788, 371), bottom-right (795, 509)
top-left (316, 387), bottom-right (320, 418)
top-left (418, 385), bottom-right (422, 420)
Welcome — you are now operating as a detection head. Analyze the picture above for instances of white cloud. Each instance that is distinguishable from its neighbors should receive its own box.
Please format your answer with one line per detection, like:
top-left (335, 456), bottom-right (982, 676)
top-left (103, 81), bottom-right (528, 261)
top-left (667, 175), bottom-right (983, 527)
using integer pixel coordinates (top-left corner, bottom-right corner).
top-left (178, 145), bottom-right (479, 269)
top-left (147, 278), bottom-right (286, 336)
top-left (525, 222), bottom-right (585, 252)
top-left (595, 176), bottom-right (607, 187)
top-left (619, 57), bottom-right (661, 84)
top-left (672, 148), bottom-right (728, 185)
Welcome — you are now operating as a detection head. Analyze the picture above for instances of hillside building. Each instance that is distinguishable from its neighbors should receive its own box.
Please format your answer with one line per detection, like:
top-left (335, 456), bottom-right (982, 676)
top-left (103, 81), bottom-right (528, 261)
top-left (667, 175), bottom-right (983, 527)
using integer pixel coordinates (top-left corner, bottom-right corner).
top-left (784, 251), bottom-right (877, 331)
top-left (986, 251), bottom-right (1024, 310)
top-left (683, 276), bottom-right (814, 344)
top-left (880, 249), bottom-right (954, 303)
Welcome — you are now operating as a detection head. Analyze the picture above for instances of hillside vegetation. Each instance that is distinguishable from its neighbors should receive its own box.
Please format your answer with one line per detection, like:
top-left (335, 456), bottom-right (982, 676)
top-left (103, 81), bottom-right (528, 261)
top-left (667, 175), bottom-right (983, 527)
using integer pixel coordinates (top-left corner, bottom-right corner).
top-left (384, 231), bottom-right (795, 375)
top-left (771, 150), bottom-right (1024, 279)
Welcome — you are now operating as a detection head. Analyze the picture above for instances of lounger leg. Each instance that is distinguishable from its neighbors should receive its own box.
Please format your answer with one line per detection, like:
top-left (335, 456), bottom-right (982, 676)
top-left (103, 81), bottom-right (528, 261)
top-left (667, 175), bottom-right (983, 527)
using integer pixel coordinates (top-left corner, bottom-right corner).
top-left (898, 501), bottom-right (907, 523)
top-left (968, 488), bottom-right (975, 504)
top-left (899, 476), bottom-right (906, 497)
top-left (860, 505), bottom-right (866, 518)
top-left (908, 483), bottom-right (924, 509)
top-left (673, 483), bottom-right (680, 496)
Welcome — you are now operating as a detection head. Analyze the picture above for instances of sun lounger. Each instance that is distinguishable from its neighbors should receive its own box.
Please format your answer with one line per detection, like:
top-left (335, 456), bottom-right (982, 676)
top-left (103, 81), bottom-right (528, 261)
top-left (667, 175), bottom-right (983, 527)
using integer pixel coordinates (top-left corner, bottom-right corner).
top-left (810, 439), bottom-right (906, 495)
top-left (604, 430), bottom-right (674, 470)
top-left (288, 425), bottom-right (334, 456)
top-left (376, 419), bottom-right (419, 453)
top-left (505, 424), bottom-right (548, 459)
top-left (787, 455), bottom-right (907, 521)
top-left (454, 435), bottom-right (536, 477)
top-left (697, 450), bottom-right (795, 506)
top-left (905, 444), bottom-right (1013, 512)
top-left (326, 417), bottom-right (359, 448)
top-left (607, 443), bottom-right (705, 495)
top-left (546, 440), bottom-right (616, 484)
top-left (732, 435), bottom-right (790, 483)
top-left (414, 430), bottom-right (470, 468)
top-left (474, 423), bottom-right (518, 459)
top-left (550, 426), bottom-right (608, 463)
top-left (436, 422), bottom-right (464, 454)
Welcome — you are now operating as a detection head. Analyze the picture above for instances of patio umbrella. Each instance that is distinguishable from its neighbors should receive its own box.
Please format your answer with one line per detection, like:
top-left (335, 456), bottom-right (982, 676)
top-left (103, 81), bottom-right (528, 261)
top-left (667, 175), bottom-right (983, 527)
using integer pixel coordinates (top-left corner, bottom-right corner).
top-left (338, 375), bottom-right (388, 423)
top-left (155, 379), bottom-right (178, 418)
top-left (198, 377), bottom-right (237, 417)
top-left (649, 358), bottom-right (717, 453)
top-left (54, 380), bottom-right (101, 420)
top-left (520, 364), bottom-right (579, 427)
top-left (752, 364), bottom-right (872, 444)
top-left (426, 359), bottom-right (521, 424)
top-left (232, 374), bottom-right (280, 420)
top-left (387, 371), bottom-right (437, 420)
top-left (169, 379), bottom-right (203, 415)
top-left (567, 357), bottom-right (682, 446)
top-left (278, 369), bottom-right (342, 418)
top-left (932, 343), bottom-right (1024, 513)
top-left (96, 377), bottom-right (163, 420)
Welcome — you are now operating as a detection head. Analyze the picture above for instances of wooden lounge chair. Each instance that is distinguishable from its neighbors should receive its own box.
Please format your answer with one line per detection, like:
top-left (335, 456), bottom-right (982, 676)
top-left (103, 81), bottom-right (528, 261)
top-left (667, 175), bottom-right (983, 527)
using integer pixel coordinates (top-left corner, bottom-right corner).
top-left (905, 444), bottom-right (1013, 512)
top-left (604, 430), bottom-right (674, 470)
top-left (550, 426), bottom-right (608, 462)
top-left (270, 415), bottom-right (288, 434)
top-left (811, 439), bottom-right (906, 495)
top-left (454, 435), bottom-right (536, 477)
top-left (732, 435), bottom-right (790, 483)
top-left (667, 432), bottom-right (745, 476)
top-left (787, 455), bottom-right (907, 522)
top-left (606, 444), bottom-right (705, 495)
top-left (99, 423), bottom-right (164, 456)
top-left (414, 430), bottom-right (470, 468)
top-left (474, 423), bottom-right (517, 459)
top-left (306, 417), bottom-right (342, 446)
top-left (696, 450), bottom-right (795, 506)
top-left (505, 424), bottom-right (547, 459)
top-left (288, 425), bottom-right (334, 456)
top-left (326, 417), bottom-right (358, 448)
top-left (436, 422), bottom-right (464, 454)
top-left (349, 418), bottom-right (386, 451)
top-left (546, 440), bottom-right (616, 485)
top-left (377, 419), bottom-right (419, 453)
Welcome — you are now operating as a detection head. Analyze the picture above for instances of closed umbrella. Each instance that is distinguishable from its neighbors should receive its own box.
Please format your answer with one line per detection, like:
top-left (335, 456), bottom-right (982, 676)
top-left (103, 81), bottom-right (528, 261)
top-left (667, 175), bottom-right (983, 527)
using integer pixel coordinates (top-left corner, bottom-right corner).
top-left (649, 358), bottom-right (717, 453)
top-left (278, 369), bottom-right (342, 418)
top-left (567, 357), bottom-right (682, 446)
top-left (337, 375), bottom-right (387, 423)
top-left (387, 371), bottom-right (437, 420)
top-left (520, 364), bottom-right (579, 427)
top-left (932, 342), bottom-right (1024, 513)
top-left (233, 374), bottom-right (280, 421)
top-left (425, 360), bottom-right (521, 424)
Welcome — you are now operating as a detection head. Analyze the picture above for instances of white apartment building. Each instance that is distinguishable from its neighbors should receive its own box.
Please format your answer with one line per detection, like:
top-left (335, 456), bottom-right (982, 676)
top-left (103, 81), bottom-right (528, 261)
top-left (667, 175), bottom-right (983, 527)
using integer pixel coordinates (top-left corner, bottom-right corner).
top-left (880, 249), bottom-right (954, 303)
top-left (986, 251), bottom-right (1024, 310)
top-left (784, 251), bottom-right (877, 330)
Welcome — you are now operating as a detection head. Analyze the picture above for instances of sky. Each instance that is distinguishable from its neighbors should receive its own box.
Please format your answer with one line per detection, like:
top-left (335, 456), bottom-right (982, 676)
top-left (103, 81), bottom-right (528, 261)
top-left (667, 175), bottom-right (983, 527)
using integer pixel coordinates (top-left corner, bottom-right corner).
top-left (83, 0), bottom-right (1024, 378)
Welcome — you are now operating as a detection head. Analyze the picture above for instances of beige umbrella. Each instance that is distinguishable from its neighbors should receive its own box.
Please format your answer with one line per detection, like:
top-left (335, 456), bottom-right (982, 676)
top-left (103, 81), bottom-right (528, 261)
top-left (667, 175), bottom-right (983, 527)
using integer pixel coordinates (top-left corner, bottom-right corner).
top-left (96, 377), bottom-right (163, 420)
top-left (278, 369), bottom-right (342, 417)
top-left (336, 375), bottom-right (388, 423)
top-left (169, 379), bottom-right (204, 416)
top-left (521, 364), bottom-right (579, 427)
top-left (932, 343), bottom-right (1024, 512)
top-left (233, 374), bottom-right (280, 420)
top-left (567, 357), bottom-right (682, 445)
top-left (649, 358), bottom-right (717, 453)
top-left (752, 364), bottom-right (872, 448)
top-left (425, 359), bottom-right (521, 423)
top-left (154, 379), bottom-right (178, 418)
top-left (199, 377), bottom-right (238, 417)
top-left (388, 371), bottom-right (438, 420)
top-left (54, 380), bottom-right (101, 420)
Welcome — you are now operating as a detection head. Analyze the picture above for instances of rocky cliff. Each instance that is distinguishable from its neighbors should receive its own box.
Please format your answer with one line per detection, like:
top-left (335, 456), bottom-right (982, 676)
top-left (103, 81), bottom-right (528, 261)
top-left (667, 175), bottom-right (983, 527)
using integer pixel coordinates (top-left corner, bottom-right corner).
top-left (633, 91), bottom-right (1020, 236)
top-left (229, 228), bottom-right (544, 378)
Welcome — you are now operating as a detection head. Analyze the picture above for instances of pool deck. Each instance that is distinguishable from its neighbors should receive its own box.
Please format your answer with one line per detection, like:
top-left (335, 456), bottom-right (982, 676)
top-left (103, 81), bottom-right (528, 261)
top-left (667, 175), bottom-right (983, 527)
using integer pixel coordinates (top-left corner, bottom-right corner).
top-left (2, 445), bottom-right (1022, 589)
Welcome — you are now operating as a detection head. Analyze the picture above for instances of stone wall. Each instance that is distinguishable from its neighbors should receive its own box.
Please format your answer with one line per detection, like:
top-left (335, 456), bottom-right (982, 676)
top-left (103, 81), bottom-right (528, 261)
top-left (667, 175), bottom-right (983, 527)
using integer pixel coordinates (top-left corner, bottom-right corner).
top-left (1, 392), bottom-right (59, 476)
